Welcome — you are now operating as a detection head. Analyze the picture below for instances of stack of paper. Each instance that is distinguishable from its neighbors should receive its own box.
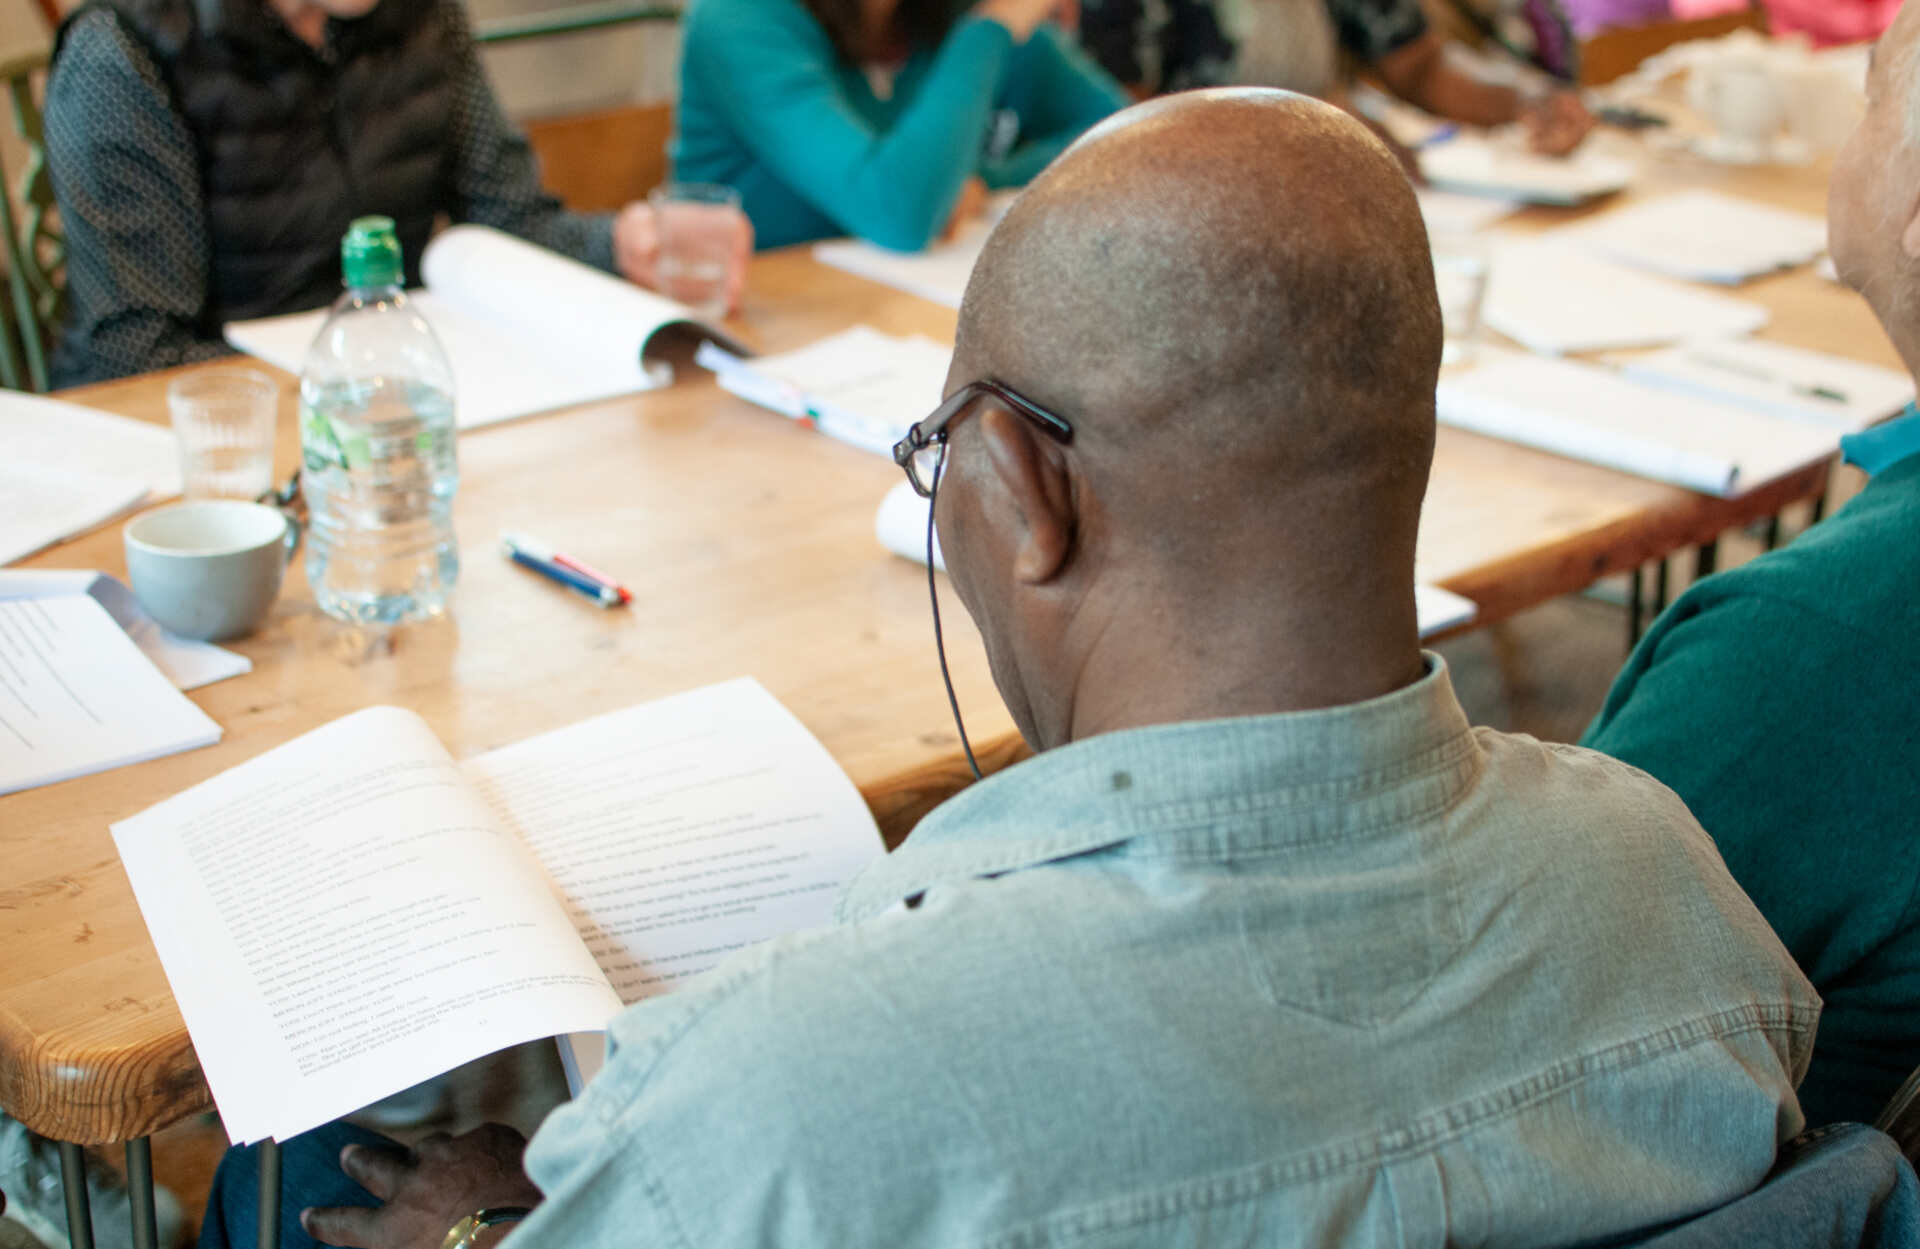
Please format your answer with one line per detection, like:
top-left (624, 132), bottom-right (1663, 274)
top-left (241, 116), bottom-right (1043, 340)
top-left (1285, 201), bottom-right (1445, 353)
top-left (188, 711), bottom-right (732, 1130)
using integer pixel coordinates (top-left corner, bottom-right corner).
top-left (227, 227), bottom-right (738, 430)
top-left (0, 595), bottom-right (221, 796)
top-left (698, 327), bottom-right (950, 458)
top-left (1482, 239), bottom-right (1771, 354)
top-left (810, 192), bottom-right (1014, 309)
top-left (874, 481), bottom-right (1480, 638)
top-left (1622, 339), bottom-right (1913, 433)
top-left (1420, 133), bottom-right (1637, 205)
top-left (0, 570), bottom-right (251, 690)
top-left (1551, 190), bottom-right (1829, 285)
top-left (1436, 348), bottom-right (1840, 495)
top-left (1, 391), bottom-right (180, 566)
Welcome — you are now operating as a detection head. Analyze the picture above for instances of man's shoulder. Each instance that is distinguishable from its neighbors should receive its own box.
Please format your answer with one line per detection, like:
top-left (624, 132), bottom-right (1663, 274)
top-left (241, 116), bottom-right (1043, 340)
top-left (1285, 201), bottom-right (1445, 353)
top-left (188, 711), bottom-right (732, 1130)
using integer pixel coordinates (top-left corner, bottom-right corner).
top-left (56, 0), bottom-right (189, 71)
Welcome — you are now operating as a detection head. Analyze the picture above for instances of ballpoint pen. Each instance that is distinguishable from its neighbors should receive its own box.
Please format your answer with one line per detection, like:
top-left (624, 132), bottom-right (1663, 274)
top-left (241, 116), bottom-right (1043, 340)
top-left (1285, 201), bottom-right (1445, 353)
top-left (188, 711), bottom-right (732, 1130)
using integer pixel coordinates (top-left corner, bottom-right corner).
top-left (501, 535), bottom-right (622, 608)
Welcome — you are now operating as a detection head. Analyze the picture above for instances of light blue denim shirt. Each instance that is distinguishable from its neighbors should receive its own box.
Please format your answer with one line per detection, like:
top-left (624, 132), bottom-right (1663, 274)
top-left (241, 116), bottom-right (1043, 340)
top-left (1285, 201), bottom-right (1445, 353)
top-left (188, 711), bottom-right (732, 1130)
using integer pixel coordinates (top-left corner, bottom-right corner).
top-left (521, 656), bottom-right (1818, 1247)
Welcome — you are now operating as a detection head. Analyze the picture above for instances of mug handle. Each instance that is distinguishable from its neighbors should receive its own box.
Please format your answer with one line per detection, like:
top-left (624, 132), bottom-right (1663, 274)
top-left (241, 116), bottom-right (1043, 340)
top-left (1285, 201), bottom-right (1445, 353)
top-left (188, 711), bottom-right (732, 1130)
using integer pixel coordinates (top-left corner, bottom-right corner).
top-left (259, 469), bottom-right (306, 565)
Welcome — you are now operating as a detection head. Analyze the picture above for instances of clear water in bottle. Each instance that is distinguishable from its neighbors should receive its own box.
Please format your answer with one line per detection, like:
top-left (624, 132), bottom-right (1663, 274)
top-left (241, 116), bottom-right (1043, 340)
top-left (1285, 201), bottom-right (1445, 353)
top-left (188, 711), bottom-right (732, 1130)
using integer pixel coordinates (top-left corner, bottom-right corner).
top-left (299, 216), bottom-right (459, 624)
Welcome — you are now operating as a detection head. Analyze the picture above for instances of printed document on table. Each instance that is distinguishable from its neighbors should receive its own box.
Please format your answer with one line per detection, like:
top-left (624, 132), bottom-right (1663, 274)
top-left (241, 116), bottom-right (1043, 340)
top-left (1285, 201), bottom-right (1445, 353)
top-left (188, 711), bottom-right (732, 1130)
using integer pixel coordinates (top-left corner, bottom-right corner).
top-left (1436, 348), bottom-right (1839, 496)
top-left (811, 192), bottom-right (1015, 308)
top-left (225, 226), bottom-right (736, 430)
top-left (1419, 133), bottom-right (1637, 205)
top-left (699, 326), bottom-right (950, 457)
top-left (112, 707), bottom-right (621, 1145)
top-left (1, 391), bottom-right (181, 565)
top-left (0, 595), bottom-right (220, 795)
top-left (1622, 339), bottom-right (1913, 433)
top-left (1482, 239), bottom-right (1771, 355)
top-left (0, 570), bottom-right (251, 691)
top-left (1550, 190), bottom-right (1828, 285)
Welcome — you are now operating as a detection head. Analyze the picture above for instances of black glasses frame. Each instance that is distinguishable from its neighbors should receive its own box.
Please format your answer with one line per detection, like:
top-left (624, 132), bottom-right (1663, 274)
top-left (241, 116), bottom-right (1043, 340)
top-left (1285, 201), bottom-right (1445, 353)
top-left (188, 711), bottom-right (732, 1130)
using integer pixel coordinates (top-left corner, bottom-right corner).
top-left (892, 379), bottom-right (1075, 498)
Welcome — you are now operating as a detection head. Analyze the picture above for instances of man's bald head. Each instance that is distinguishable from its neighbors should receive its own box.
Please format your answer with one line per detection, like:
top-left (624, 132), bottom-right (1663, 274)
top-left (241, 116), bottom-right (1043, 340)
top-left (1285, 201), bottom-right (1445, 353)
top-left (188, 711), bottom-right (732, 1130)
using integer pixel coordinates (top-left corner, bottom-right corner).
top-left (956, 88), bottom-right (1439, 492)
top-left (935, 90), bottom-right (1440, 748)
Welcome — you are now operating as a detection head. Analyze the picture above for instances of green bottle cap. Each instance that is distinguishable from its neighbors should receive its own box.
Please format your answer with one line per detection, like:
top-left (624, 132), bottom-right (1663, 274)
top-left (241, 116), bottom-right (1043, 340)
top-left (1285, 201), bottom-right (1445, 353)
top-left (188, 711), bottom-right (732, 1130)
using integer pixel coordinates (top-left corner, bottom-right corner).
top-left (341, 215), bottom-right (402, 290)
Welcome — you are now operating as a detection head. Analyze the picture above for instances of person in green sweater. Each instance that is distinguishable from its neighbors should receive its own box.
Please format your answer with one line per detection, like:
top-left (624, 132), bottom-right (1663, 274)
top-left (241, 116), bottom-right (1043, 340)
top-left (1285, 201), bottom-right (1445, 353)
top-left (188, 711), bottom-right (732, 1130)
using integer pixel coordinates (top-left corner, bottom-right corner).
top-left (672, 0), bottom-right (1129, 251)
top-left (1582, 0), bottom-right (1920, 1130)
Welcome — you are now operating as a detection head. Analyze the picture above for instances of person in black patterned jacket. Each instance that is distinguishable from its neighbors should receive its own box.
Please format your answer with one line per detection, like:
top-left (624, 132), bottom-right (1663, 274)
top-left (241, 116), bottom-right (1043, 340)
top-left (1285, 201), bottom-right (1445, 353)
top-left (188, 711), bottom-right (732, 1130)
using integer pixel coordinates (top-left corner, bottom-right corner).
top-left (44, 0), bottom-right (748, 387)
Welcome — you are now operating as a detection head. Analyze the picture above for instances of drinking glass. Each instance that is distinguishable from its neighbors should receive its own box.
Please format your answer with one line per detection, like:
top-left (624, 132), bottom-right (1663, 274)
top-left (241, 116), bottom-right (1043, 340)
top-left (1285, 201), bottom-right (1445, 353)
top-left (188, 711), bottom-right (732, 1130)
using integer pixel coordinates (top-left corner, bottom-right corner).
top-left (650, 182), bottom-right (745, 320)
top-left (167, 368), bottom-right (280, 500)
top-left (1431, 234), bottom-right (1491, 369)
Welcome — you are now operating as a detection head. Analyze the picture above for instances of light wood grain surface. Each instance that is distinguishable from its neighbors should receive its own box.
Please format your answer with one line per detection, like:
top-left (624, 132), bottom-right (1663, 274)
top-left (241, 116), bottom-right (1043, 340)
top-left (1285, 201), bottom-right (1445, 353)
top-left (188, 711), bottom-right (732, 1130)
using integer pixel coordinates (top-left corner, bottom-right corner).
top-left (0, 150), bottom-right (1903, 1145)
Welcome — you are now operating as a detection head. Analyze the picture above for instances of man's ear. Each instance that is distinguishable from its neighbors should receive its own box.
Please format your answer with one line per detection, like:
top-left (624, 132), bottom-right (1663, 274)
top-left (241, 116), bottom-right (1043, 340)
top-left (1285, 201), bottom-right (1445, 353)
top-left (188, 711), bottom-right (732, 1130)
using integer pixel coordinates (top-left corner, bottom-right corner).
top-left (977, 404), bottom-right (1075, 586)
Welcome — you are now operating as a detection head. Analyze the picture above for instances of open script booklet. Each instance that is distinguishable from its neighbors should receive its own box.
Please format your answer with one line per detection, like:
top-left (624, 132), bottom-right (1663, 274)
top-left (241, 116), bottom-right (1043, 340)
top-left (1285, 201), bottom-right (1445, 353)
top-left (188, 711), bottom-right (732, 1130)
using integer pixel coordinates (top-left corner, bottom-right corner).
top-left (111, 678), bottom-right (885, 1145)
top-left (224, 225), bottom-right (742, 430)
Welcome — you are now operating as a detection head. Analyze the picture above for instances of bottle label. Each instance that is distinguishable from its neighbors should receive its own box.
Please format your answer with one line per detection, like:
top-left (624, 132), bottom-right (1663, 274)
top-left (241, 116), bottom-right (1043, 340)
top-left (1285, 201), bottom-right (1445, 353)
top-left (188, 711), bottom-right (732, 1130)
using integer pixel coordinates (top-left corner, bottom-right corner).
top-left (300, 404), bottom-right (372, 471)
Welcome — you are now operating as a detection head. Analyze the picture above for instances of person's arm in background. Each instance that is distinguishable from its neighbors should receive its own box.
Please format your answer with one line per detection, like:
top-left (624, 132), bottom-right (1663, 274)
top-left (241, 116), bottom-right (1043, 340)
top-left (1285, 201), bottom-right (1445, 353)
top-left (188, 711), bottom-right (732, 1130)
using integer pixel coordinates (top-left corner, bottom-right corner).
top-left (1371, 29), bottom-right (1590, 154)
top-left (43, 10), bottom-right (233, 387)
top-left (979, 23), bottom-right (1129, 189)
top-left (683, 0), bottom-right (1056, 252)
top-left (432, 0), bottom-right (617, 270)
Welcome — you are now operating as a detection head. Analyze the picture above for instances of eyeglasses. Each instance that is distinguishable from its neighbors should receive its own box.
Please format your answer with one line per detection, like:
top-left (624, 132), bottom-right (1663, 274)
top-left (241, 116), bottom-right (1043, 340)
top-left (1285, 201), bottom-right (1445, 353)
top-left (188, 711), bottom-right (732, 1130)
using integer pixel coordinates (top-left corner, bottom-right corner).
top-left (891, 379), bottom-right (1075, 498)
top-left (893, 378), bottom-right (1075, 783)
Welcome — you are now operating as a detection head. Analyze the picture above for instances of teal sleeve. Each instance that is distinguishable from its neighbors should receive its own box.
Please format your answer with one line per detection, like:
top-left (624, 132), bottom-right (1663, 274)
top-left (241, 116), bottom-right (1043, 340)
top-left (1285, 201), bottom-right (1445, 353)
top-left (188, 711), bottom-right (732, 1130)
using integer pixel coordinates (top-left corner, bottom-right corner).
top-left (981, 25), bottom-right (1129, 190)
top-left (682, 8), bottom-right (1015, 251)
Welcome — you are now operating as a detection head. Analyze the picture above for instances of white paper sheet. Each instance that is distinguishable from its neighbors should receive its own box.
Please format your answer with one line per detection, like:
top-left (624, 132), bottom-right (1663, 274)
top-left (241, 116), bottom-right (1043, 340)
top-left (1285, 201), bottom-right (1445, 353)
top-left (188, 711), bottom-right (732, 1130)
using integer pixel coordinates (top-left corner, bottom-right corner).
top-left (1436, 348), bottom-right (1839, 496)
top-left (874, 481), bottom-right (1479, 637)
top-left (1482, 240), bottom-right (1771, 355)
top-left (810, 192), bottom-right (1018, 309)
top-left (463, 677), bottom-right (885, 1006)
top-left (0, 595), bottom-right (221, 796)
top-left (0, 570), bottom-right (252, 690)
top-left (0, 392), bottom-right (181, 565)
top-left (700, 327), bottom-right (951, 458)
top-left (224, 226), bottom-right (727, 430)
top-left (1416, 188), bottom-right (1520, 237)
top-left (1622, 339), bottom-right (1913, 433)
top-left (1420, 133), bottom-right (1638, 205)
top-left (1550, 190), bottom-right (1829, 285)
top-left (112, 707), bottom-right (623, 1144)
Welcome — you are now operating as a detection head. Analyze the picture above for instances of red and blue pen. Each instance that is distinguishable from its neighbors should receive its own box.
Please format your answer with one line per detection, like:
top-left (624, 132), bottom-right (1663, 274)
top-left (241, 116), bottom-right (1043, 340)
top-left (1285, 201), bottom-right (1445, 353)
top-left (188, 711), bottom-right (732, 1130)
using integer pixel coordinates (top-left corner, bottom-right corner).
top-left (501, 532), bottom-right (632, 608)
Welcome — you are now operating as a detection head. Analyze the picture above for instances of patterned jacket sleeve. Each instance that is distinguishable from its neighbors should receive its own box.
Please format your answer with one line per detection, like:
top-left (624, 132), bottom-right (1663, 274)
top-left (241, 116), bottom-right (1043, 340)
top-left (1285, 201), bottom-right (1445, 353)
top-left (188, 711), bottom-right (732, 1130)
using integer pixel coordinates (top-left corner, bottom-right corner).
top-left (45, 9), bottom-right (233, 388)
top-left (435, 0), bottom-right (616, 272)
top-left (1328, 0), bottom-right (1430, 63)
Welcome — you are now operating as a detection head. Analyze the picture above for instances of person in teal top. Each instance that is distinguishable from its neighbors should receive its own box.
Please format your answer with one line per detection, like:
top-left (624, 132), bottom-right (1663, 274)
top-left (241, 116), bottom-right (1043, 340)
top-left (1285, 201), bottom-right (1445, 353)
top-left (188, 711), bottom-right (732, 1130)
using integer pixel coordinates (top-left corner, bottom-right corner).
top-left (1583, 0), bottom-right (1920, 1129)
top-left (673, 0), bottom-right (1128, 250)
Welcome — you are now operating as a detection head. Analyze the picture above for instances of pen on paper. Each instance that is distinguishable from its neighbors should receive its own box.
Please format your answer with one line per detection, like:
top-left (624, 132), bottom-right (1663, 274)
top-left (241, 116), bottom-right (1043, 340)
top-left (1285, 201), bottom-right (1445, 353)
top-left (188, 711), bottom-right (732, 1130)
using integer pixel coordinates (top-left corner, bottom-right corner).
top-left (1688, 352), bottom-right (1849, 404)
top-left (501, 536), bottom-right (623, 608)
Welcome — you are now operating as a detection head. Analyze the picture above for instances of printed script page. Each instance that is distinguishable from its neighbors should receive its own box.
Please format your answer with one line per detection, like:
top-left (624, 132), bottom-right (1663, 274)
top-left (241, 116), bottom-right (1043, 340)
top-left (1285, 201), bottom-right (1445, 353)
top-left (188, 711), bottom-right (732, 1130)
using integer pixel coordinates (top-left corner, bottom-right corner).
top-left (461, 678), bottom-right (886, 1005)
top-left (111, 707), bottom-right (622, 1144)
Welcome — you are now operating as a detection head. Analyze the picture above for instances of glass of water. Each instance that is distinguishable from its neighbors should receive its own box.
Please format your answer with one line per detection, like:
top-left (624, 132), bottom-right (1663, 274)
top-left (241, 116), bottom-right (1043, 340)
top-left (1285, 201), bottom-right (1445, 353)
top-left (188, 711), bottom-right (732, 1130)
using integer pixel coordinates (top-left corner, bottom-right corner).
top-left (1431, 234), bottom-right (1491, 369)
top-left (167, 367), bottom-right (279, 500)
top-left (649, 182), bottom-right (746, 320)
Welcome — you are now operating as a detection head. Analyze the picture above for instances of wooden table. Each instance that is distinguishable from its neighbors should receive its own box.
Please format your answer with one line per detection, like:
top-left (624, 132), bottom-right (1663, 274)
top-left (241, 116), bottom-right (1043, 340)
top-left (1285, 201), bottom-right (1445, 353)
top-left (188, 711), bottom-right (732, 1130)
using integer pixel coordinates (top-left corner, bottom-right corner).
top-left (0, 152), bottom-right (1903, 1152)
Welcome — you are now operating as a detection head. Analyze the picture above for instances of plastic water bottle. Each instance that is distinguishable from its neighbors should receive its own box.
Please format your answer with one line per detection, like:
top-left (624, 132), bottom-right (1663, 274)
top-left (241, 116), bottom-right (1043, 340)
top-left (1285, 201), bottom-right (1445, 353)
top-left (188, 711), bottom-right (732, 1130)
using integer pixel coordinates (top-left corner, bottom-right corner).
top-left (299, 216), bottom-right (459, 624)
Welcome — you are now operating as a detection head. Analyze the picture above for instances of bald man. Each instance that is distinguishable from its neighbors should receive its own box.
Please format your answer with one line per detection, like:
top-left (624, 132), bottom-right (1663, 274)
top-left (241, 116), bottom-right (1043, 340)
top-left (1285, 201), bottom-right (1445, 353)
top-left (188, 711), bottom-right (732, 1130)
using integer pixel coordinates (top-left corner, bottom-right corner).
top-left (201, 91), bottom-right (1812, 1249)
top-left (1584, 0), bottom-right (1920, 1131)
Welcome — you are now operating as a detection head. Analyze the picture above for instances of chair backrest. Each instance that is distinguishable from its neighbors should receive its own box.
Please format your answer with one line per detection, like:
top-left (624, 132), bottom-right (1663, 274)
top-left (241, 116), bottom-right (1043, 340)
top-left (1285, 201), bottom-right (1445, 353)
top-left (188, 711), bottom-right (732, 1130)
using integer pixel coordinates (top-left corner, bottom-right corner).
top-left (0, 47), bottom-right (61, 392)
top-left (1625, 1124), bottom-right (1920, 1249)
top-left (1877, 1063), bottom-right (1920, 1166)
top-left (522, 101), bottom-right (674, 213)
top-left (1578, 5), bottom-right (1768, 85)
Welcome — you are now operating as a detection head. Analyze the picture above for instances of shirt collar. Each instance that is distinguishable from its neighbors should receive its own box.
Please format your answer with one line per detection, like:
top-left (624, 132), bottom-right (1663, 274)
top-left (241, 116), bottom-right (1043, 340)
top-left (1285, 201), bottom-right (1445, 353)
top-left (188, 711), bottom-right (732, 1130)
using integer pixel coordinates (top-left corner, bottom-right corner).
top-left (837, 654), bottom-right (1481, 923)
top-left (1841, 402), bottom-right (1920, 477)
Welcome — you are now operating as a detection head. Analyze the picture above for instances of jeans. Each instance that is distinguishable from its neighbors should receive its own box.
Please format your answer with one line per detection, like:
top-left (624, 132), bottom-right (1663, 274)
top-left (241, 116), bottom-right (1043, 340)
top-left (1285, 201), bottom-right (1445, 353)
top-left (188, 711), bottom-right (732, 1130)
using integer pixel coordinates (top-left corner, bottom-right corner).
top-left (196, 1122), bottom-right (396, 1249)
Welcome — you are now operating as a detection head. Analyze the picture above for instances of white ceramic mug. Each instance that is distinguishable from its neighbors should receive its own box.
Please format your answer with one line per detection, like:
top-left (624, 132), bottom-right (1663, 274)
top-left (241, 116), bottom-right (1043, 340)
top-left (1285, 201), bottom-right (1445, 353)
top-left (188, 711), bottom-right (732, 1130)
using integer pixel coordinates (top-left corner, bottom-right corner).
top-left (125, 501), bottom-right (296, 641)
top-left (1688, 56), bottom-right (1790, 150)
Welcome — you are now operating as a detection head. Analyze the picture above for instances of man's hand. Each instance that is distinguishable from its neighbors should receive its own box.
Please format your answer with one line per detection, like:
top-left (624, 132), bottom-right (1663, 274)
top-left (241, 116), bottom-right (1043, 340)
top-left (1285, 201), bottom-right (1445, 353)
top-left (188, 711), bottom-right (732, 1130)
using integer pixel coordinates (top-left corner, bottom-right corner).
top-left (302, 1125), bottom-right (543, 1249)
top-left (613, 199), bottom-right (753, 315)
top-left (1521, 91), bottom-right (1594, 157)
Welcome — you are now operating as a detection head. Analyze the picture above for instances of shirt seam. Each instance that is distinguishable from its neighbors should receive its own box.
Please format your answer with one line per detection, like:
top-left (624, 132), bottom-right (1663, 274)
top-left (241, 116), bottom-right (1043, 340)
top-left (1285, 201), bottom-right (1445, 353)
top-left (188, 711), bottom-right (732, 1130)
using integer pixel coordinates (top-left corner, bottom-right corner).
top-left (983, 1001), bottom-right (1811, 1249)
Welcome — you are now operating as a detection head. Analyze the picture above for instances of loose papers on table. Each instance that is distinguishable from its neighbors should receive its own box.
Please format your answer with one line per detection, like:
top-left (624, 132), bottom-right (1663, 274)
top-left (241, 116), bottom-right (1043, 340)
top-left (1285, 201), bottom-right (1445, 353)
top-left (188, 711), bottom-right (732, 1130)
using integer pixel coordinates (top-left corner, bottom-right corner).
top-left (1623, 339), bottom-right (1914, 433)
top-left (698, 326), bottom-right (950, 457)
top-left (1481, 240), bottom-right (1772, 355)
top-left (1419, 132), bottom-right (1638, 205)
top-left (0, 570), bottom-right (251, 691)
top-left (1436, 348), bottom-right (1840, 496)
top-left (226, 227), bottom-right (740, 431)
top-left (1550, 190), bottom-right (1829, 285)
top-left (0, 595), bottom-right (221, 796)
top-left (1, 391), bottom-right (181, 566)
